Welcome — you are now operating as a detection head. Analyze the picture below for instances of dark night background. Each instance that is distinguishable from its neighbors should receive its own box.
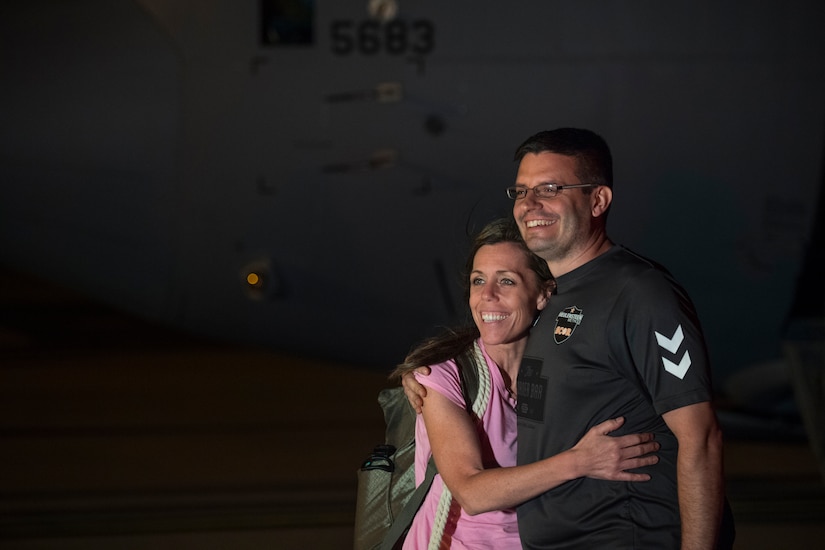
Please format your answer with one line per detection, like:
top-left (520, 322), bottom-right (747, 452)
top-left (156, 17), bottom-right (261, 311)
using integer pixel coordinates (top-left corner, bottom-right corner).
top-left (1, 1), bottom-right (823, 548)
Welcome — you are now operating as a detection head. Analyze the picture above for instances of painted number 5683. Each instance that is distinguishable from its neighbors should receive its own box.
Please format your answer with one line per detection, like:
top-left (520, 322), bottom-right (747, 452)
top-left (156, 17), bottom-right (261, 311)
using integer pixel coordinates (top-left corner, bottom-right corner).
top-left (330, 19), bottom-right (435, 56)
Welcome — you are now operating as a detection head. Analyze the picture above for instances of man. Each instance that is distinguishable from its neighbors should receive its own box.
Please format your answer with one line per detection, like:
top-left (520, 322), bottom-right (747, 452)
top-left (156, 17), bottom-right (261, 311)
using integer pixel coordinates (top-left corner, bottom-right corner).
top-left (405, 128), bottom-right (734, 548)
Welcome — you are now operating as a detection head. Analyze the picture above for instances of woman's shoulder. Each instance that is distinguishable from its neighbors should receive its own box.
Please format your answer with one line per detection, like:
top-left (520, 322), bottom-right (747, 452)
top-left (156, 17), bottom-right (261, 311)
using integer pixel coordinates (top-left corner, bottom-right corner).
top-left (415, 355), bottom-right (468, 407)
top-left (417, 356), bottom-right (460, 385)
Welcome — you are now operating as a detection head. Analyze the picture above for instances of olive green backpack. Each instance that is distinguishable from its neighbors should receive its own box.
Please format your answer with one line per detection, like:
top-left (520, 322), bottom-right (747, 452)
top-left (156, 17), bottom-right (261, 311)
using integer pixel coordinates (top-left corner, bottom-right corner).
top-left (353, 345), bottom-right (488, 550)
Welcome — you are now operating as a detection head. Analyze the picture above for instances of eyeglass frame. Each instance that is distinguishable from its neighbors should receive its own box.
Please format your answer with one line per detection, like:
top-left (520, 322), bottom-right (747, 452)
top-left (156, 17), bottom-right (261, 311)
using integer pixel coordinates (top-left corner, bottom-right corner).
top-left (505, 183), bottom-right (600, 200)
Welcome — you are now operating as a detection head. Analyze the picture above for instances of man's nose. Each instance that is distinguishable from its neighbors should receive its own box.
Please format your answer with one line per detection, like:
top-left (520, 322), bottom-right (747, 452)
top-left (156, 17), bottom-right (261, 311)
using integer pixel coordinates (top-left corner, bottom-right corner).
top-left (522, 187), bottom-right (541, 208)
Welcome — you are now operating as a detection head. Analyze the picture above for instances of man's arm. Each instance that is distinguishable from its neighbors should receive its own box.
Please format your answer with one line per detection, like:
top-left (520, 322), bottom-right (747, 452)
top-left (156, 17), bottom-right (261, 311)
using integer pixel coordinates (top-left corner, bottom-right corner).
top-left (662, 401), bottom-right (725, 550)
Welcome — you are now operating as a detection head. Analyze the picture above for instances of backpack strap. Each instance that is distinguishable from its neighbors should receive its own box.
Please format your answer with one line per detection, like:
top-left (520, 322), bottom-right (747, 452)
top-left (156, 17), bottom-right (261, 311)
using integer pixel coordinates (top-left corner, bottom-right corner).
top-left (427, 341), bottom-right (491, 549)
top-left (379, 341), bottom-right (491, 550)
top-left (379, 456), bottom-right (437, 550)
top-left (457, 341), bottom-right (492, 419)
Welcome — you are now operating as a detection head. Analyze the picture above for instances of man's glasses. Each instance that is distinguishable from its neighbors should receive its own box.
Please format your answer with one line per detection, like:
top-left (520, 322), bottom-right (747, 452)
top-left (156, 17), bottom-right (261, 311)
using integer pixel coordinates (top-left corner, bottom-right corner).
top-left (506, 183), bottom-right (599, 200)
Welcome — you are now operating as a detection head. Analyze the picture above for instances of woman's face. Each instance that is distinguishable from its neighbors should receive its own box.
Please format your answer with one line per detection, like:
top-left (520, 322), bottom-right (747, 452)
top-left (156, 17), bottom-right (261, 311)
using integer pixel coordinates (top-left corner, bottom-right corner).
top-left (469, 242), bottom-right (549, 348)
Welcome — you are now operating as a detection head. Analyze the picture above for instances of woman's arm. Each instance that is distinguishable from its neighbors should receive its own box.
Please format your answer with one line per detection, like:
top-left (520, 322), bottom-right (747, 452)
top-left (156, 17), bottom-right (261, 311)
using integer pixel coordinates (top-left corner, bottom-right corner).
top-left (422, 389), bottom-right (659, 515)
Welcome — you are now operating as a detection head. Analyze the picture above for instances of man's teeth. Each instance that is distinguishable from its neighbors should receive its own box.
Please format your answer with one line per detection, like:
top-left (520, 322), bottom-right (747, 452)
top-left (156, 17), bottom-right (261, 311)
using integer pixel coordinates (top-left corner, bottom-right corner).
top-left (482, 313), bottom-right (508, 322)
top-left (526, 219), bottom-right (553, 228)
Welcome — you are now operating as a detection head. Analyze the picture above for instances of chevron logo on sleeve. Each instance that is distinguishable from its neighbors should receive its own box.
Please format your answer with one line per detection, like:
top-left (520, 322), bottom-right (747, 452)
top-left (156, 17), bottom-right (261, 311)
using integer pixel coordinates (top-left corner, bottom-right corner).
top-left (655, 324), bottom-right (692, 379)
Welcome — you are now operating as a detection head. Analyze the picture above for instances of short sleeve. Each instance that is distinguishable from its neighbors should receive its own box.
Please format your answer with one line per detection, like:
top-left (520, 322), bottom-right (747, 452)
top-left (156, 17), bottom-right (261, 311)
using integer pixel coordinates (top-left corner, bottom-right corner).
top-left (618, 268), bottom-right (713, 414)
top-left (414, 359), bottom-right (466, 409)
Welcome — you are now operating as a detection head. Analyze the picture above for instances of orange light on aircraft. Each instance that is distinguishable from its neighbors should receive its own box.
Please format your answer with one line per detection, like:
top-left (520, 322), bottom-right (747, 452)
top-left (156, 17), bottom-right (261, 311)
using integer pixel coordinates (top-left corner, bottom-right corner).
top-left (246, 272), bottom-right (262, 288)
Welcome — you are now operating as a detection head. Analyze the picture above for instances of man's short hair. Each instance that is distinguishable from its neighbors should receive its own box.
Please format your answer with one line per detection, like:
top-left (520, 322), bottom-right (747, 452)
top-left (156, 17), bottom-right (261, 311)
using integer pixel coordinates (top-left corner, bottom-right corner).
top-left (514, 128), bottom-right (613, 188)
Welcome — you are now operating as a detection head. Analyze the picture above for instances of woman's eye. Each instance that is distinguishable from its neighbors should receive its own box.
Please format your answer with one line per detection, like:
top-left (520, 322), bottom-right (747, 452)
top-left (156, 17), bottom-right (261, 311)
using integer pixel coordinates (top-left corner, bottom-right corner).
top-left (471, 277), bottom-right (485, 285)
top-left (500, 278), bottom-right (516, 286)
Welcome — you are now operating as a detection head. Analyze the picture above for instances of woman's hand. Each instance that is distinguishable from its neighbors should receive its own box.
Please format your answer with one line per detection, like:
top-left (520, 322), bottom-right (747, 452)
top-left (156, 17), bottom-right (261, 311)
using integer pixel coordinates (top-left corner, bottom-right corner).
top-left (570, 417), bottom-right (660, 481)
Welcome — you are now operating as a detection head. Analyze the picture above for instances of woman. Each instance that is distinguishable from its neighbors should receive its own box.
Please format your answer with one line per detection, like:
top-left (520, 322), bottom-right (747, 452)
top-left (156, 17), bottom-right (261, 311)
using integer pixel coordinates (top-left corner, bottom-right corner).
top-left (392, 218), bottom-right (658, 549)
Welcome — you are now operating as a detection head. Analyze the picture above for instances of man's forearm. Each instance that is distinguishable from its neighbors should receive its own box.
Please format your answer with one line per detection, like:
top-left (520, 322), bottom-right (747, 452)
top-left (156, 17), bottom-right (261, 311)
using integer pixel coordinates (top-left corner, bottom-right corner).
top-left (677, 434), bottom-right (725, 549)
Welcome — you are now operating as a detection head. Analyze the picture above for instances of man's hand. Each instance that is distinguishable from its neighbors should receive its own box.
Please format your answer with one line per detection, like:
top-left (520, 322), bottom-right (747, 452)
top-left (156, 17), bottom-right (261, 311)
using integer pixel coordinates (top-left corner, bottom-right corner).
top-left (401, 366), bottom-right (431, 414)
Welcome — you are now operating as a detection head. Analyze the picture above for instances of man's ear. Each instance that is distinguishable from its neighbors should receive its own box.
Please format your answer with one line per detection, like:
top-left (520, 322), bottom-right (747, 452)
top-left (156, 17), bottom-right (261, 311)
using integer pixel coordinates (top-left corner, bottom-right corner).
top-left (536, 286), bottom-right (551, 311)
top-left (591, 185), bottom-right (613, 217)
